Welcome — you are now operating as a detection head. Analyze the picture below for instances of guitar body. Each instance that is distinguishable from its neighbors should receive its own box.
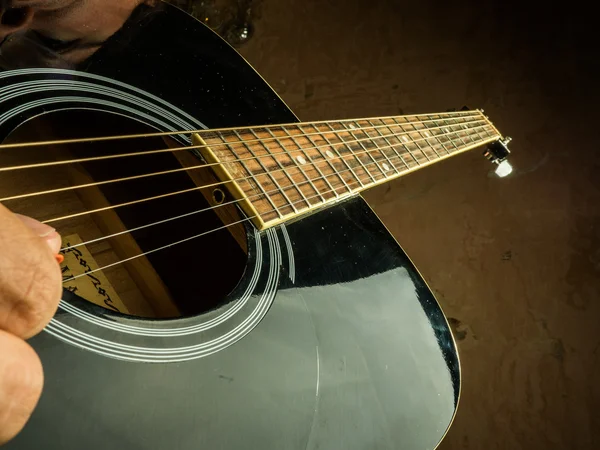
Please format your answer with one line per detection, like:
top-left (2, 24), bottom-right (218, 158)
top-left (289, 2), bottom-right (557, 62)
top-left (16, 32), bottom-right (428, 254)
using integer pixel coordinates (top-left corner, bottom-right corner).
top-left (1, 3), bottom-right (459, 449)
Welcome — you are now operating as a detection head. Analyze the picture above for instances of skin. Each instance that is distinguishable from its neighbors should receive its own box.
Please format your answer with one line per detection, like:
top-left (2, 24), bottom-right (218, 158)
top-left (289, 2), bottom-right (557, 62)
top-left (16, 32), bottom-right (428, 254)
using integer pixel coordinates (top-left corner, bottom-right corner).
top-left (0, 205), bottom-right (62, 444)
top-left (0, 0), bottom-right (145, 65)
top-left (0, 0), bottom-right (147, 442)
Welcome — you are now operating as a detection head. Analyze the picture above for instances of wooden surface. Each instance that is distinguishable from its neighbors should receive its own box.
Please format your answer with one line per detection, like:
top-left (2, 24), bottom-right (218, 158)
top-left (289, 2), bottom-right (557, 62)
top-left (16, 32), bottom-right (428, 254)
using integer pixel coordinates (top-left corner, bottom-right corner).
top-left (165, 137), bottom-right (248, 252)
top-left (56, 157), bottom-right (180, 319)
top-left (237, 1), bottom-right (599, 448)
top-left (198, 112), bottom-right (498, 227)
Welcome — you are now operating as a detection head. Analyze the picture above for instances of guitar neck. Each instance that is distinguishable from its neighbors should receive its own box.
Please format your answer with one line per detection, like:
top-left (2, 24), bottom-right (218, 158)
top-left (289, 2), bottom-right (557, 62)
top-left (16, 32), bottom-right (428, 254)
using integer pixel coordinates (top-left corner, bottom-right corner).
top-left (192, 109), bottom-right (502, 230)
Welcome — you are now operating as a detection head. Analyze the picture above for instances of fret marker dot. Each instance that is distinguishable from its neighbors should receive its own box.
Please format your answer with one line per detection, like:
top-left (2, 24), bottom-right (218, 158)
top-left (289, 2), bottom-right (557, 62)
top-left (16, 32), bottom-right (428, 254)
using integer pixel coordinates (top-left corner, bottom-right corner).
top-left (382, 163), bottom-right (391, 171)
top-left (349, 124), bottom-right (356, 129)
top-left (425, 131), bottom-right (431, 137)
top-left (296, 155), bottom-right (307, 165)
top-left (402, 135), bottom-right (410, 143)
top-left (326, 150), bottom-right (335, 159)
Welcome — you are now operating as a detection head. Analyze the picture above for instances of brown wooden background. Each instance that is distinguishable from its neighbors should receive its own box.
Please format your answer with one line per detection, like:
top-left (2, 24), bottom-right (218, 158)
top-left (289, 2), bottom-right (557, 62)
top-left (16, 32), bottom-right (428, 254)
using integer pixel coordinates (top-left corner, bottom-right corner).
top-left (232, 1), bottom-right (598, 448)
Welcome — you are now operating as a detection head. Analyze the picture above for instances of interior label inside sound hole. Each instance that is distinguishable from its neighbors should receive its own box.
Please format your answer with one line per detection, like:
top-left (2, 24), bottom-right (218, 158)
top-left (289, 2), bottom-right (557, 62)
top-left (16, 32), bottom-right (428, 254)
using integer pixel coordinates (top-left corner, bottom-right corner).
top-left (60, 234), bottom-right (128, 314)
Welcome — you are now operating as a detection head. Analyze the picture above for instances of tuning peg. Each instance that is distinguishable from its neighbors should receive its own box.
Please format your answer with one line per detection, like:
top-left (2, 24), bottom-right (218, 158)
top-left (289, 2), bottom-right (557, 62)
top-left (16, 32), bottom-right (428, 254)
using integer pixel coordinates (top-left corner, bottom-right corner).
top-left (495, 160), bottom-right (513, 178)
top-left (484, 137), bottom-right (514, 178)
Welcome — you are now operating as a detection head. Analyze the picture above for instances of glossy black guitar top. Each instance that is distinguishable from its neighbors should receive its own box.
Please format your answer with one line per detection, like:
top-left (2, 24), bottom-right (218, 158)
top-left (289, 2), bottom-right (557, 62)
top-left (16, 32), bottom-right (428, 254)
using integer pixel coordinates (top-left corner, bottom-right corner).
top-left (0, 2), bottom-right (461, 449)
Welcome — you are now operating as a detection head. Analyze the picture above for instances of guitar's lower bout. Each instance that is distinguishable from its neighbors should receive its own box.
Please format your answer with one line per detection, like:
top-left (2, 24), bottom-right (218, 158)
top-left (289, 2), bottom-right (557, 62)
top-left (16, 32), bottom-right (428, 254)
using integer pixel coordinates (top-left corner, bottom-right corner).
top-left (14, 196), bottom-right (459, 450)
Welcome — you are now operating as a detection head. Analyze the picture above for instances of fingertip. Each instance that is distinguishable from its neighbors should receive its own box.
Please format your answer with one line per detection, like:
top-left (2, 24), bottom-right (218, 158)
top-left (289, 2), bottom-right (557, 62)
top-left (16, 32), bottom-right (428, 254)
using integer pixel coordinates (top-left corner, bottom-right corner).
top-left (13, 214), bottom-right (56, 239)
top-left (0, 208), bottom-right (63, 339)
top-left (44, 231), bottom-right (62, 255)
top-left (13, 213), bottom-right (62, 255)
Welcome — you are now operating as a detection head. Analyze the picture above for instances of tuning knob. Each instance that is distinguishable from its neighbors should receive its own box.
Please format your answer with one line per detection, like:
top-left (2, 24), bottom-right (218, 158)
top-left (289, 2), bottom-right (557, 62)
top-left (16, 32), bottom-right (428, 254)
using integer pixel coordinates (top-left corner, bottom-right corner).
top-left (484, 137), bottom-right (513, 177)
top-left (495, 160), bottom-right (513, 177)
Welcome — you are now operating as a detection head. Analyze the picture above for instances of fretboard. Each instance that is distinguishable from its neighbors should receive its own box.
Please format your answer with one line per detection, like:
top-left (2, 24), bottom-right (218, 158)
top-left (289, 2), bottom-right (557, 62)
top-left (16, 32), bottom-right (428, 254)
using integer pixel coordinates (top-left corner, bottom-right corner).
top-left (192, 109), bottom-right (501, 229)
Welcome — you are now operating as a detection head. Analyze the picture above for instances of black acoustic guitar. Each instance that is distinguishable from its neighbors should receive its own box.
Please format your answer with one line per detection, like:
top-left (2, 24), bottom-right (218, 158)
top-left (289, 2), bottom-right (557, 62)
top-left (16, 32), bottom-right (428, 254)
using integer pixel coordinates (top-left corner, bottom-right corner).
top-left (0, 2), bottom-right (512, 449)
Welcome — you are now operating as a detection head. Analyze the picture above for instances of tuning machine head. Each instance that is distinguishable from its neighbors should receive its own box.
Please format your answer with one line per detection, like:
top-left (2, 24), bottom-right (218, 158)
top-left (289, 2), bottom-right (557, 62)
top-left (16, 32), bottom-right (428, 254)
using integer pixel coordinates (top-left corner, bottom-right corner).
top-left (484, 137), bottom-right (513, 177)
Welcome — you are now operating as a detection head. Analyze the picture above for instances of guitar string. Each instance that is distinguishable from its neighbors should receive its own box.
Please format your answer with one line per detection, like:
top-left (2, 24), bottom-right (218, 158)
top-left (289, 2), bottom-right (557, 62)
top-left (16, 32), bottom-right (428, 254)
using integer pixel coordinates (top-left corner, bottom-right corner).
top-left (5, 119), bottom-right (491, 203)
top-left (61, 130), bottom-right (478, 284)
top-left (40, 124), bottom-right (495, 224)
top-left (60, 153), bottom-right (397, 251)
top-left (1, 120), bottom-right (492, 203)
top-left (60, 126), bottom-right (495, 252)
top-left (0, 113), bottom-right (484, 173)
top-left (0, 110), bottom-right (483, 151)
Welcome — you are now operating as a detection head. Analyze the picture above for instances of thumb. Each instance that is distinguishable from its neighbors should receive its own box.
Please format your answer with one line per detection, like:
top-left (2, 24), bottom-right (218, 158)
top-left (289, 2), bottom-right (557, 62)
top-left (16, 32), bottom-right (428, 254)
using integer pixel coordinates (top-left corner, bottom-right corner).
top-left (13, 214), bottom-right (62, 255)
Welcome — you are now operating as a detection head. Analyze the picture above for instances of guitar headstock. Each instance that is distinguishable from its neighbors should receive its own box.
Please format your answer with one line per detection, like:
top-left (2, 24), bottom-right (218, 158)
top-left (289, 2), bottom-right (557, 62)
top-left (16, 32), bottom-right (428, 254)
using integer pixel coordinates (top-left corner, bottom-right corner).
top-left (448, 106), bottom-right (513, 177)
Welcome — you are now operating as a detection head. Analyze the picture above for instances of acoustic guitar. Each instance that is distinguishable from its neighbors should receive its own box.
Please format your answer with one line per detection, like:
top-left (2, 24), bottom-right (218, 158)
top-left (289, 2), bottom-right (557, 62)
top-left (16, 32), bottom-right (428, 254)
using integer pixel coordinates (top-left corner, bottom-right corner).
top-left (0, 2), bottom-right (512, 449)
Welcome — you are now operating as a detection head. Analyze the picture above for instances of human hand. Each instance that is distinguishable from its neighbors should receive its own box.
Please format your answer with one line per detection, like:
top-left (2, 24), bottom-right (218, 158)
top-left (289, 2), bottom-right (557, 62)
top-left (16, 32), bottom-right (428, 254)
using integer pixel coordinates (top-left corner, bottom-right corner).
top-left (0, 204), bottom-right (62, 444)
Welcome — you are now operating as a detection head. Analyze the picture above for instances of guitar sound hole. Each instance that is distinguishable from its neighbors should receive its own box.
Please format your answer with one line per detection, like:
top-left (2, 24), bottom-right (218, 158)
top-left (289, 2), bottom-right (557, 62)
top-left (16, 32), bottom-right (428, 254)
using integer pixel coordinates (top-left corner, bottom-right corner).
top-left (0, 110), bottom-right (248, 319)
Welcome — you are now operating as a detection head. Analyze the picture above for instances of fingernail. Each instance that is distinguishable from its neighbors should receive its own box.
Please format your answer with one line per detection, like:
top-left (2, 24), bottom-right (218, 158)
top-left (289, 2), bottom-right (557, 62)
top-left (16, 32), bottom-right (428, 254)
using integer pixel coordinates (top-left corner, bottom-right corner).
top-left (14, 214), bottom-right (55, 237)
top-left (15, 214), bottom-right (62, 254)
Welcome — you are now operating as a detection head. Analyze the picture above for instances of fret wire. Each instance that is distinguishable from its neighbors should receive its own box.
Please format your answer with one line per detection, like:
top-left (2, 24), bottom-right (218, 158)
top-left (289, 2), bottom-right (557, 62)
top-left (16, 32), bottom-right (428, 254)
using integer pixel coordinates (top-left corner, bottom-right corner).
top-left (365, 120), bottom-right (401, 175)
top-left (463, 119), bottom-right (490, 144)
top-left (225, 110), bottom-right (479, 134)
top-left (3, 116), bottom-right (485, 176)
top-left (421, 117), bottom-right (443, 158)
top-left (403, 142), bottom-right (422, 165)
top-left (468, 113), bottom-right (491, 140)
top-left (463, 118), bottom-right (490, 142)
top-left (231, 130), bottom-right (283, 218)
top-left (453, 117), bottom-right (473, 146)
top-left (443, 117), bottom-right (467, 149)
top-left (481, 125), bottom-right (495, 139)
top-left (255, 123), bottom-right (496, 225)
top-left (324, 122), bottom-right (366, 187)
top-left (470, 122), bottom-right (487, 141)
top-left (461, 118), bottom-right (478, 141)
top-left (419, 123), bottom-right (441, 158)
top-left (455, 113), bottom-right (481, 145)
top-left (422, 118), bottom-right (446, 155)
top-left (459, 119), bottom-right (477, 144)
top-left (350, 120), bottom-right (391, 177)
top-left (474, 123), bottom-right (491, 138)
top-left (256, 135), bottom-right (450, 223)
top-left (476, 123), bottom-right (494, 140)
top-left (35, 124), bottom-right (497, 228)
top-left (334, 122), bottom-right (378, 183)
top-left (264, 127), bottom-right (311, 209)
top-left (343, 122), bottom-right (387, 178)
top-left (430, 117), bottom-right (453, 155)
top-left (406, 118), bottom-right (433, 162)
top-left (482, 126), bottom-right (494, 138)
top-left (0, 112), bottom-right (483, 157)
top-left (392, 118), bottom-right (422, 166)
top-left (246, 128), bottom-right (298, 213)
top-left (441, 121), bottom-right (457, 153)
top-left (280, 126), bottom-right (327, 203)
top-left (234, 113), bottom-right (481, 149)
top-left (224, 110), bottom-right (479, 140)
top-left (479, 116), bottom-right (496, 139)
top-left (307, 124), bottom-right (353, 194)
top-left (294, 125), bottom-right (340, 198)
top-left (378, 119), bottom-right (412, 169)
